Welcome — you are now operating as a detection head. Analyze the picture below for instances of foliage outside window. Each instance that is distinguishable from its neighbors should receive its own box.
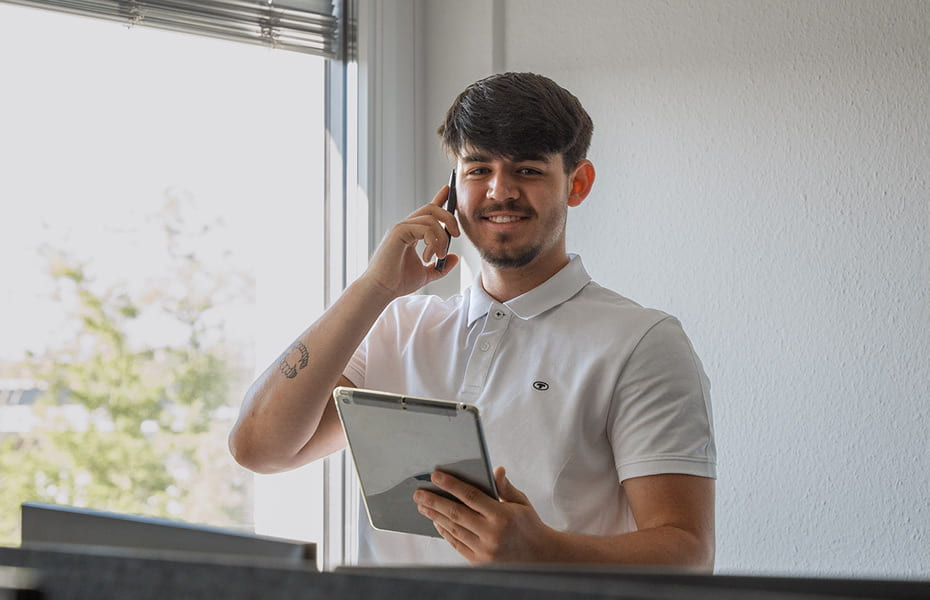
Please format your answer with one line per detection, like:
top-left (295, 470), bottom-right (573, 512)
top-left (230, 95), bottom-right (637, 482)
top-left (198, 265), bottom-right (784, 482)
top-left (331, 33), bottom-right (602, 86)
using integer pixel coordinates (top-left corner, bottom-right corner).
top-left (0, 203), bottom-right (253, 541)
top-left (0, 3), bottom-right (326, 546)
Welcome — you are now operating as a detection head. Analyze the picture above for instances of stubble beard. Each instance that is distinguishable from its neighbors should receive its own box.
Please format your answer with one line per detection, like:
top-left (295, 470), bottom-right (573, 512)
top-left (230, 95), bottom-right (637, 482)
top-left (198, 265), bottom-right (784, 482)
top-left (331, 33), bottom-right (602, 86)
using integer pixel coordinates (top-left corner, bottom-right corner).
top-left (469, 203), bottom-right (568, 270)
top-left (478, 234), bottom-right (545, 269)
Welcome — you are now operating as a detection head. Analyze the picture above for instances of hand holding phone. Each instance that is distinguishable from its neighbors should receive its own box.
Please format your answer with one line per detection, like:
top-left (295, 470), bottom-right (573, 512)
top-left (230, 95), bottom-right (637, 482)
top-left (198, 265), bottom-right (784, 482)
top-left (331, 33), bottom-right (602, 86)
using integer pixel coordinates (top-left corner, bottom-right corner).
top-left (435, 169), bottom-right (458, 272)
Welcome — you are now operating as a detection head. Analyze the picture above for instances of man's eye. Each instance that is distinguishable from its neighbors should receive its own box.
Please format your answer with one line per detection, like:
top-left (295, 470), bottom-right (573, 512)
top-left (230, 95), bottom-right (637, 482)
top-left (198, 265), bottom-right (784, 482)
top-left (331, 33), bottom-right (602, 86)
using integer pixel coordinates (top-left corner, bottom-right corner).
top-left (518, 168), bottom-right (541, 175)
top-left (467, 167), bottom-right (490, 176)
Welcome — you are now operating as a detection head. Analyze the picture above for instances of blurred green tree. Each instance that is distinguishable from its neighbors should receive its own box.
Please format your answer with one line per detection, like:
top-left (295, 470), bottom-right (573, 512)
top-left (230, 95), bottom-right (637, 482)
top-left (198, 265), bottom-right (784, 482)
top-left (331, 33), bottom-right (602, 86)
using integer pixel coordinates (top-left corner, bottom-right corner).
top-left (0, 196), bottom-right (253, 545)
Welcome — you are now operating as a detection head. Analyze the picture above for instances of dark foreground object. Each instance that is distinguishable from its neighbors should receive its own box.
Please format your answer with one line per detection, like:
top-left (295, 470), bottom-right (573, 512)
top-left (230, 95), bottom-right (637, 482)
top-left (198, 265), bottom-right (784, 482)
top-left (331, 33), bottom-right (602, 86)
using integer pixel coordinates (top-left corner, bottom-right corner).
top-left (1, 545), bottom-right (928, 600)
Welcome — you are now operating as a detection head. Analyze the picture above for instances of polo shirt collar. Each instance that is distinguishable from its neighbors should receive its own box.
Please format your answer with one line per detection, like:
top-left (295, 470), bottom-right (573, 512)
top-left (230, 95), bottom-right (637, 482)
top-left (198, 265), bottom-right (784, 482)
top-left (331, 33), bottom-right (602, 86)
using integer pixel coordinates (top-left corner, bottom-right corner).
top-left (466, 254), bottom-right (591, 325)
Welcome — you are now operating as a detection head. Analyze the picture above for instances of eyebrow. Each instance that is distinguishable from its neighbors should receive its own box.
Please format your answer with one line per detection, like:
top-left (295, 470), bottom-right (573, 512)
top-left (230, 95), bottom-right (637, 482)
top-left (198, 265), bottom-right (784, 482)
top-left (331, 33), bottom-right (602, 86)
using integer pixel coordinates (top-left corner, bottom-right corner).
top-left (460, 152), bottom-right (551, 164)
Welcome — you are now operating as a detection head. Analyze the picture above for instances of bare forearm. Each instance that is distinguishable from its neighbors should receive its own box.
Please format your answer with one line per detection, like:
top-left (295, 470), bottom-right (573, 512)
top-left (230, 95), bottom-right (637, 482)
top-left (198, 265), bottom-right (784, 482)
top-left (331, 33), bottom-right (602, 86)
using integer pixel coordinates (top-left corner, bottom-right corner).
top-left (230, 186), bottom-right (460, 473)
top-left (542, 526), bottom-right (714, 572)
top-left (229, 277), bottom-right (394, 473)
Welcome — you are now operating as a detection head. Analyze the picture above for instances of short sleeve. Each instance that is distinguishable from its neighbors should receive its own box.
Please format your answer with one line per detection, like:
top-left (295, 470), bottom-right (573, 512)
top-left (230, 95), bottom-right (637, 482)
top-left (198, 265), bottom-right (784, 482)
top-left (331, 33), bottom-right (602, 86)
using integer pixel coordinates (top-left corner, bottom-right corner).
top-left (342, 296), bottom-right (410, 388)
top-left (608, 316), bottom-right (716, 482)
top-left (342, 304), bottom-right (378, 388)
top-left (343, 323), bottom-right (370, 388)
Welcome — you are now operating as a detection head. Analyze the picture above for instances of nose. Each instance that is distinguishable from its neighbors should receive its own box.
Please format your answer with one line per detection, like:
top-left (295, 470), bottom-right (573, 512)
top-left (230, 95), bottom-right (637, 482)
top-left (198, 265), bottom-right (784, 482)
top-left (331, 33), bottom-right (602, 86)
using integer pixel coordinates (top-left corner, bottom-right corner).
top-left (486, 171), bottom-right (519, 201)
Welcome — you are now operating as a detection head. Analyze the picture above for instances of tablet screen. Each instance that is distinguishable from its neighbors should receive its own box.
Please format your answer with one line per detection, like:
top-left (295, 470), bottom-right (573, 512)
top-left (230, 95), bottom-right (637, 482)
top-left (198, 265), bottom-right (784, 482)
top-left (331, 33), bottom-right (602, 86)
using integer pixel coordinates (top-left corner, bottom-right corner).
top-left (333, 387), bottom-right (498, 537)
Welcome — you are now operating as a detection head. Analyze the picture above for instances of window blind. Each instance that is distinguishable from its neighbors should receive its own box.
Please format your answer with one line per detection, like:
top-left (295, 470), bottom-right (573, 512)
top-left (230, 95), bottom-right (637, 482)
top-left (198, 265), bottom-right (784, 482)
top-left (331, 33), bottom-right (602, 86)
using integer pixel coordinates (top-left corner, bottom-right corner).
top-left (1, 0), bottom-right (340, 58)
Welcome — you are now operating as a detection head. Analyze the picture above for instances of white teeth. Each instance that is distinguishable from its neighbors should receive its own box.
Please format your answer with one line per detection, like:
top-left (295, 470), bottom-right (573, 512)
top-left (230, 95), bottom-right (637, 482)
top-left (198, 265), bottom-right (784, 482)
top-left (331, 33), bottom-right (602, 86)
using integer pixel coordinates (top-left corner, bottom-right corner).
top-left (487, 216), bottom-right (523, 223)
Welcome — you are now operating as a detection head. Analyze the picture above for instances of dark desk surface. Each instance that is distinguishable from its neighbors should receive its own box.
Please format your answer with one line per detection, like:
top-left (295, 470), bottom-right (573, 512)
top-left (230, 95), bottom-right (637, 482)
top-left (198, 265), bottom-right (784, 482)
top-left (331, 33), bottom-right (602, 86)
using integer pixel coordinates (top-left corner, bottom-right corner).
top-left (2, 545), bottom-right (928, 600)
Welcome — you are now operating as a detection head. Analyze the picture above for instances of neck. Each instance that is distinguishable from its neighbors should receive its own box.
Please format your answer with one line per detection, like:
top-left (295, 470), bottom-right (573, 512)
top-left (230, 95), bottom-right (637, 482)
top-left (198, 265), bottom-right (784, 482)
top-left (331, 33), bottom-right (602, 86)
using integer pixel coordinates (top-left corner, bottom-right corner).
top-left (479, 253), bottom-right (571, 303)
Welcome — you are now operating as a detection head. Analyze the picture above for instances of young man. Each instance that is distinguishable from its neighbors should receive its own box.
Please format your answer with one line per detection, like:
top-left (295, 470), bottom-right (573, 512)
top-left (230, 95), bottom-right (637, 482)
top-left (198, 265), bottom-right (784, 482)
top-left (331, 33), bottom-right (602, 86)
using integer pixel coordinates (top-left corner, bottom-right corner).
top-left (229, 72), bottom-right (716, 569)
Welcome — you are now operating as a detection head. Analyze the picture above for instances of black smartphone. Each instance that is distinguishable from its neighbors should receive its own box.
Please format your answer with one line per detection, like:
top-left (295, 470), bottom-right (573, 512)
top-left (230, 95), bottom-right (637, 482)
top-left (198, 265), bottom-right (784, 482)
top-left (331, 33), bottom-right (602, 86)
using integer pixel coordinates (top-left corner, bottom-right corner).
top-left (435, 169), bottom-right (457, 272)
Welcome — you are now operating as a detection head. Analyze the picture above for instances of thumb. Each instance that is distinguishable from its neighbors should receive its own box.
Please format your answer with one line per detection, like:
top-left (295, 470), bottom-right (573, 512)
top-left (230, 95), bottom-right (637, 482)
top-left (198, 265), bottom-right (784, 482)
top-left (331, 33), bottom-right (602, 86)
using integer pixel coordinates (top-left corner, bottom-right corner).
top-left (426, 253), bottom-right (459, 281)
top-left (494, 466), bottom-right (529, 504)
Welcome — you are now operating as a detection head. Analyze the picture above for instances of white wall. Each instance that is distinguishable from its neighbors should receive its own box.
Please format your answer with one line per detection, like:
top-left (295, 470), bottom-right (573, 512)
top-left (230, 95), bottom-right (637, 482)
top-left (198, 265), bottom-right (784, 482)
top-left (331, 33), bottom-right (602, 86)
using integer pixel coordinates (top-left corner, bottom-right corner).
top-left (406, 0), bottom-right (929, 579)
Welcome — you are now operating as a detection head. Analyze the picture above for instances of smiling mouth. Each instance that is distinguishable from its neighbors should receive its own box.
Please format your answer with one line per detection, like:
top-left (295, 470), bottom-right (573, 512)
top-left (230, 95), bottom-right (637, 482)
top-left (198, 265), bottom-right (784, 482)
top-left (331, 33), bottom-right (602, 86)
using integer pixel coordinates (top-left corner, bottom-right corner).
top-left (485, 215), bottom-right (528, 223)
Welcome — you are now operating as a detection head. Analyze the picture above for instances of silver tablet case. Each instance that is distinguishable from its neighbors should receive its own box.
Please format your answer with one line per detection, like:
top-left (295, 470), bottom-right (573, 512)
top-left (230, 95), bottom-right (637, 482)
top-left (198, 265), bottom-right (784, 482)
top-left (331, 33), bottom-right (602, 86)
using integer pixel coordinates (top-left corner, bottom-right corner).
top-left (333, 386), bottom-right (498, 538)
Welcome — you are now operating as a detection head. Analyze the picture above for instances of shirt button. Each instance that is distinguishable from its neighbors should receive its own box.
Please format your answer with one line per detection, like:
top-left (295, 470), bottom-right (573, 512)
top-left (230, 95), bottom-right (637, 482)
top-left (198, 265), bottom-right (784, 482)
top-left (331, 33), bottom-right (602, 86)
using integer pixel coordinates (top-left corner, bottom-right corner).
top-left (493, 310), bottom-right (505, 319)
top-left (479, 342), bottom-right (491, 352)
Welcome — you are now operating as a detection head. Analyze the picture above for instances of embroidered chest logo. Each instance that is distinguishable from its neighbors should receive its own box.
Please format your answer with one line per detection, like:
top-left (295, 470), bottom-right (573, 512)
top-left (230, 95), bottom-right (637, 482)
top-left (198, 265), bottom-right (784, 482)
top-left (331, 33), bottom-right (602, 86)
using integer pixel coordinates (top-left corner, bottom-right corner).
top-left (532, 381), bottom-right (550, 392)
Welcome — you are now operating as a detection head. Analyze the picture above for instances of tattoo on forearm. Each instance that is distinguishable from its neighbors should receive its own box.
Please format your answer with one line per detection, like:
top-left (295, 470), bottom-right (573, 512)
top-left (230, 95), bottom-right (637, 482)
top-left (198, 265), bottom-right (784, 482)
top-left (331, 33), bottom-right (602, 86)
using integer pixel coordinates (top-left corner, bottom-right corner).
top-left (279, 341), bottom-right (310, 379)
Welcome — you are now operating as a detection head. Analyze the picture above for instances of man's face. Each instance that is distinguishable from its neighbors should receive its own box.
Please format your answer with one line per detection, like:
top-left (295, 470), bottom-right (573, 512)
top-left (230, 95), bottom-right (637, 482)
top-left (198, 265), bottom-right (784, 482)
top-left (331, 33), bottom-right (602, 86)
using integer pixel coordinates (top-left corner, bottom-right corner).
top-left (455, 150), bottom-right (574, 271)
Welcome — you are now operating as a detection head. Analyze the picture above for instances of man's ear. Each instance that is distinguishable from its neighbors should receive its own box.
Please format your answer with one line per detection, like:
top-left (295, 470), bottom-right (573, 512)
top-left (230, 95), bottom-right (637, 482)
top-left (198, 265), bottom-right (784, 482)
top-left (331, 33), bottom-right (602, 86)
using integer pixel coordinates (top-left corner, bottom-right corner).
top-left (568, 159), bottom-right (596, 207)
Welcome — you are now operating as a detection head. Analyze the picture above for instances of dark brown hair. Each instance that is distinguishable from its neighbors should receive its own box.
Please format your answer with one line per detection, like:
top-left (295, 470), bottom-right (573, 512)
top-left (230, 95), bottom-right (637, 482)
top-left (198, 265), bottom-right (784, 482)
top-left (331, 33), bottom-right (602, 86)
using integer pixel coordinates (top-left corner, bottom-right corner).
top-left (438, 72), bottom-right (593, 172)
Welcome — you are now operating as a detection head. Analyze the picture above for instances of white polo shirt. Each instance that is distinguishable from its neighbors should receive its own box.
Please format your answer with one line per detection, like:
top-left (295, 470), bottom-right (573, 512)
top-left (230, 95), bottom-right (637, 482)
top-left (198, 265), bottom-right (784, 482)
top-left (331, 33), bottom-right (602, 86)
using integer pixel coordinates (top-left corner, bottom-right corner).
top-left (344, 254), bottom-right (716, 566)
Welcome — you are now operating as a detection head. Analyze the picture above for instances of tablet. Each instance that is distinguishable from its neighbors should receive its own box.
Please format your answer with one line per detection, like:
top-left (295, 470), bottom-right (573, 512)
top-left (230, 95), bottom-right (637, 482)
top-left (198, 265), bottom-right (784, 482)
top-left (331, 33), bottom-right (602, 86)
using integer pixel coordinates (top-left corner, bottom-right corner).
top-left (333, 386), bottom-right (499, 537)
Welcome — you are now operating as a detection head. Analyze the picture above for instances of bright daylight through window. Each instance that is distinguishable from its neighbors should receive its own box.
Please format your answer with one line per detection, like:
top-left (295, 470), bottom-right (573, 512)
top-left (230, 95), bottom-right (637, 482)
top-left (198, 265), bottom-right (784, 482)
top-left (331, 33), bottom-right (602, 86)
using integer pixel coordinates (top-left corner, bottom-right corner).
top-left (0, 3), bottom-right (328, 553)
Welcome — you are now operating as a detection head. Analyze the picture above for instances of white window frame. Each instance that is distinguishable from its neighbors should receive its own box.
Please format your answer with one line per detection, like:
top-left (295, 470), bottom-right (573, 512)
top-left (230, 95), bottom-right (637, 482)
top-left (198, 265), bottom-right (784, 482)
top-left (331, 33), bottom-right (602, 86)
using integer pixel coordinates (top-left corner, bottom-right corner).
top-left (321, 0), bottom-right (422, 569)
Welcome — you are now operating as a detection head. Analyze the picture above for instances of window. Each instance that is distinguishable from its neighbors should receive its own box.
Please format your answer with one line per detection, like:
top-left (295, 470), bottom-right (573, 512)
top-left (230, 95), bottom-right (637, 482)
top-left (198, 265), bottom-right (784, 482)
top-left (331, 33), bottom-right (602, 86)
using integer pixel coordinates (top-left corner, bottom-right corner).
top-left (0, 2), bottom-right (337, 567)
